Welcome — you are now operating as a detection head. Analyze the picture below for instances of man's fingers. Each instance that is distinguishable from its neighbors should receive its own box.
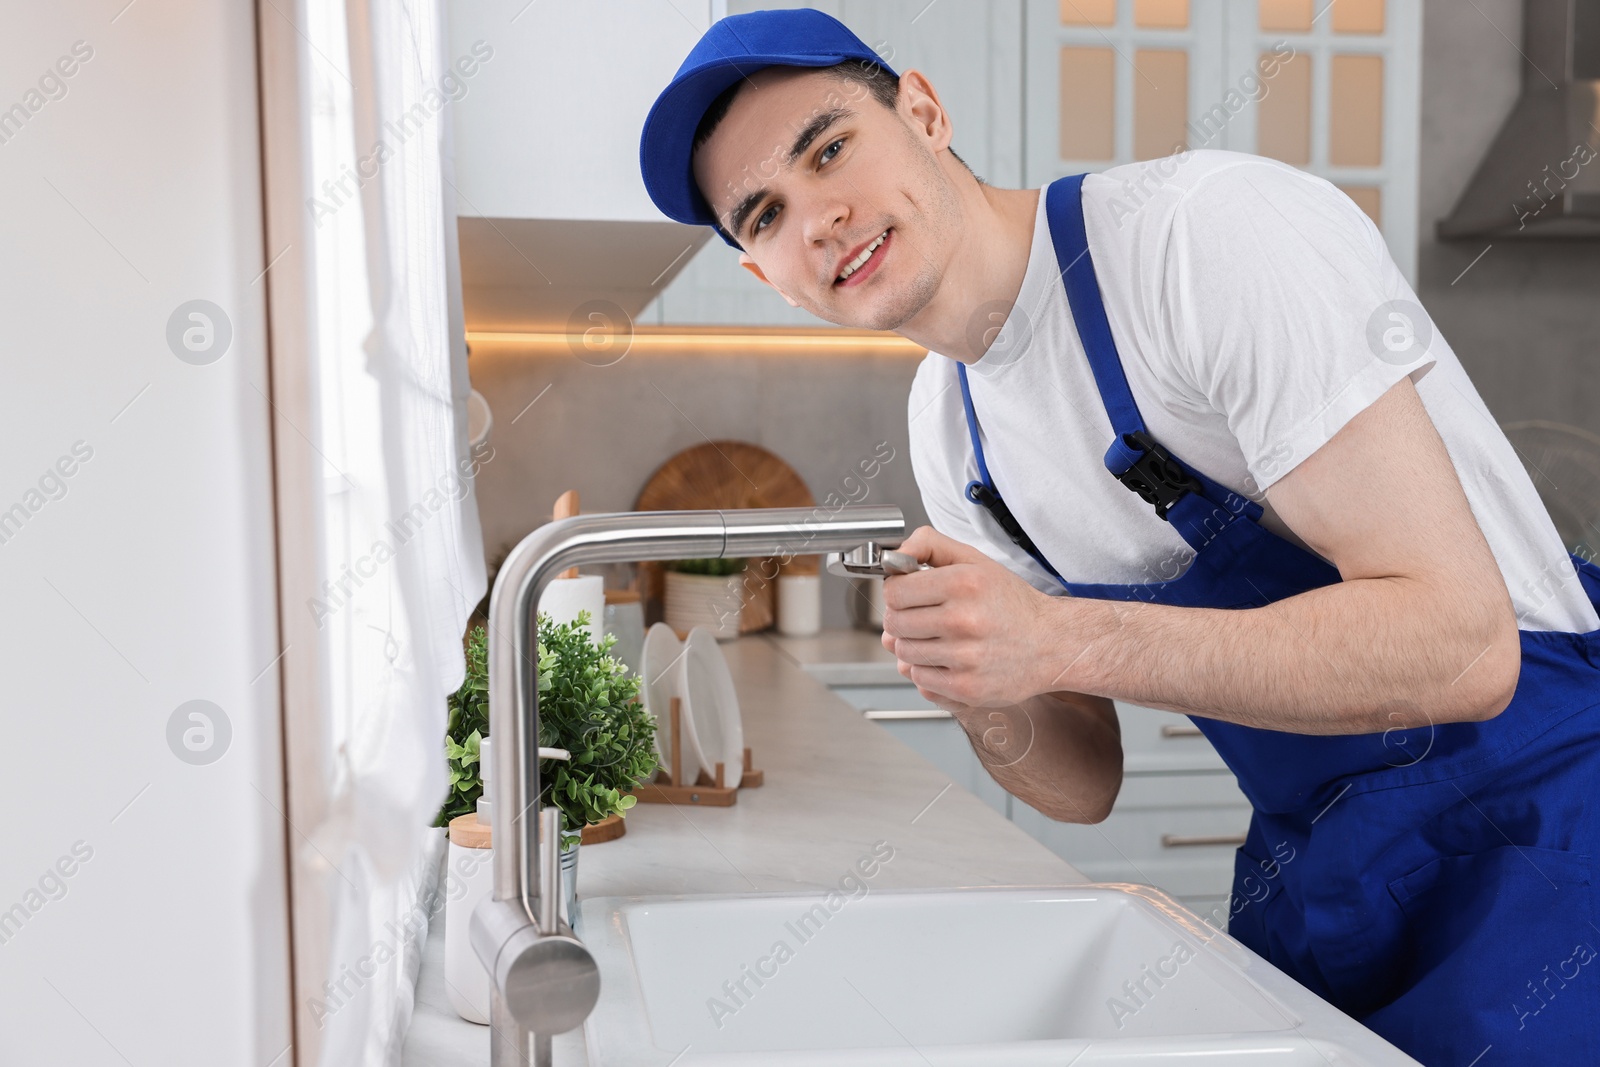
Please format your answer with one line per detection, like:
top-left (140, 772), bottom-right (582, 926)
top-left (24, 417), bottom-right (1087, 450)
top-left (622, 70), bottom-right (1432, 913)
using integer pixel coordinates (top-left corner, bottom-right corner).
top-left (887, 634), bottom-right (950, 672)
top-left (905, 661), bottom-right (960, 702)
top-left (881, 602), bottom-right (948, 641)
top-left (898, 524), bottom-right (988, 568)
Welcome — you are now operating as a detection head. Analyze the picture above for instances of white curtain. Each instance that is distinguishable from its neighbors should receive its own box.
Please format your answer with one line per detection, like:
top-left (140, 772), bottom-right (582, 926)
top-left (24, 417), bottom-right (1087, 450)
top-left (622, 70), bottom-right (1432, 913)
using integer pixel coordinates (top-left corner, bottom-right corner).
top-left (301, 0), bottom-right (486, 1061)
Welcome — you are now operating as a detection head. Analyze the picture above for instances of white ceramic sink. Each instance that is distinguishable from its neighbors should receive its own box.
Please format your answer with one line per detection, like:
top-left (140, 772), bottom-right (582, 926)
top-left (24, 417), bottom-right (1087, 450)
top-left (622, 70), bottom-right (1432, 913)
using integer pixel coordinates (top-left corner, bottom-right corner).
top-left (578, 884), bottom-right (1419, 1066)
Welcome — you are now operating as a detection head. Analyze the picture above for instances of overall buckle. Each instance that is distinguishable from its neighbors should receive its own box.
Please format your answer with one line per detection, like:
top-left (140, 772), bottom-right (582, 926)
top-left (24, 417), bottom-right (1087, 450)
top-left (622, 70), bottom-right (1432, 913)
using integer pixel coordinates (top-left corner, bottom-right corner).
top-left (1114, 431), bottom-right (1201, 520)
top-left (966, 480), bottom-right (1039, 554)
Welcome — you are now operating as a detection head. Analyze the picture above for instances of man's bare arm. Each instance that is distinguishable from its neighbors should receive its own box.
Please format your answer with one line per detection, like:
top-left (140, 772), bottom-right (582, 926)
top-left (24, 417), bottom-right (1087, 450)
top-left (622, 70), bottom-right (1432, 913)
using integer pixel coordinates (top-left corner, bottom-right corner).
top-left (886, 377), bottom-right (1522, 735)
top-left (938, 690), bottom-right (1122, 823)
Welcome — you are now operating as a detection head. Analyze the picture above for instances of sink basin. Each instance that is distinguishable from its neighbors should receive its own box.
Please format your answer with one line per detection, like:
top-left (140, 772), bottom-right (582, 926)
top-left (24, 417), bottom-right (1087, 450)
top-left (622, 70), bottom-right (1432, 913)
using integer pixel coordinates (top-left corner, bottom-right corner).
top-left (578, 884), bottom-right (1419, 1065)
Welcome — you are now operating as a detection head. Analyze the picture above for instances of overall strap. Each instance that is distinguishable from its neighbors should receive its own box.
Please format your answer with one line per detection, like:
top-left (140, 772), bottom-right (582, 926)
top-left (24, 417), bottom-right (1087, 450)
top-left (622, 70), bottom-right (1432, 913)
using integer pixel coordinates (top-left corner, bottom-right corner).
top-left (1045, 174), bottom-right (1259, 535)
top-left (954, 173), bottom-right (1262, 583)
top-left (1047, 175), bottom-right (1148, 447)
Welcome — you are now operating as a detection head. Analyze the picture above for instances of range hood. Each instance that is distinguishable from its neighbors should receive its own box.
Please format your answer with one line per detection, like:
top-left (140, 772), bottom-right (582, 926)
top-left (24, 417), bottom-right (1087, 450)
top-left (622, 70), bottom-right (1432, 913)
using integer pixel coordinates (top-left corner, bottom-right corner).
top-left (444, 0), bottom-right (719, 333)
top-left (457, 218), bottom-right (712, 334)
top-left (1437, 0), bottom-right (1600, 240)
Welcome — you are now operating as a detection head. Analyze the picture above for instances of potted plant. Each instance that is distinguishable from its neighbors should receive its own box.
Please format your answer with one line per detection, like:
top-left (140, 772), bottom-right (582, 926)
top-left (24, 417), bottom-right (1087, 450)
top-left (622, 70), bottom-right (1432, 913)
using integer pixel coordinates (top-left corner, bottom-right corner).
top-left (437, 613), bottom-right (658, 919)
top-left (662, 556), bottom-right (748, 639)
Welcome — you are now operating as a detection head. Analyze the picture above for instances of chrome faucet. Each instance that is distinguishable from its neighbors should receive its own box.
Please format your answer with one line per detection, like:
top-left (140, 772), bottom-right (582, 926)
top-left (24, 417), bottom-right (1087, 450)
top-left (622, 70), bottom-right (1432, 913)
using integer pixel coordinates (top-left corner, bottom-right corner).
top-left (471, 504), bottom-right (907, 1065)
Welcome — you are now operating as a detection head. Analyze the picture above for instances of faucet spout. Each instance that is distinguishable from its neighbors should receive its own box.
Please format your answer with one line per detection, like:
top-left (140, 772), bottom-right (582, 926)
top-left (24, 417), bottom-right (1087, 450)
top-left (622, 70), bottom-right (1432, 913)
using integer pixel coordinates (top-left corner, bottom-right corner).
top-left (473, 504), bottom-right (906, 1064)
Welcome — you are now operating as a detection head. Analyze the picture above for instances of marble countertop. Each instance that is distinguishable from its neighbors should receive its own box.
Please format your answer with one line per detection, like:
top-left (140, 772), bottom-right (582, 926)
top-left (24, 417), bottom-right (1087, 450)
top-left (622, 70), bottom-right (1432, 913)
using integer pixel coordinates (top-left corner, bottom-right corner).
top-left (402, 629), bottom-right (1085, 1066)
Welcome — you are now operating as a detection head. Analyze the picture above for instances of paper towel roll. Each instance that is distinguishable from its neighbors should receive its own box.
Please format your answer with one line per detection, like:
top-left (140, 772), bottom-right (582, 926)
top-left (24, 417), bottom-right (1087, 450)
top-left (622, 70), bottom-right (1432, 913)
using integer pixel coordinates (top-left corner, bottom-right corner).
top-left (537, 574), bottom-right (605, 637)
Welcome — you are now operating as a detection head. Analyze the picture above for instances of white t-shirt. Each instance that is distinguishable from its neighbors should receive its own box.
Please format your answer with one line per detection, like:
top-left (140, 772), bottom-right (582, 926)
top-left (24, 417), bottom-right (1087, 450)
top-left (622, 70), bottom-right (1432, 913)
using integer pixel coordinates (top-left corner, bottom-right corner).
top-left (907, 150), bottom-right (1598, 634)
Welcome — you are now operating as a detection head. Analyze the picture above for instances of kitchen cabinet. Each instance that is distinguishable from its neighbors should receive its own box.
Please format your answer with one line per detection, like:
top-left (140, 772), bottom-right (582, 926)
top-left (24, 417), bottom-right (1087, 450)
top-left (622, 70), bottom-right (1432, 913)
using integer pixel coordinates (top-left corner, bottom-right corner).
top-left (447, 0), bottom-right (718, 223)
top-left (1021, 0), bottom-right (1421, 284)
top-left (830, 679), bottom-right (1249, 916)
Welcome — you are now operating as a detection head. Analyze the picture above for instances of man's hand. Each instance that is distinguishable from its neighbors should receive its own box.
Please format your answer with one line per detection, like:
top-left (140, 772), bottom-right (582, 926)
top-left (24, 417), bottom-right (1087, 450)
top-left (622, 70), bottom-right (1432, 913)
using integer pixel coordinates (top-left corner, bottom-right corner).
top-left (879, 525), bottom-right (1062, 708)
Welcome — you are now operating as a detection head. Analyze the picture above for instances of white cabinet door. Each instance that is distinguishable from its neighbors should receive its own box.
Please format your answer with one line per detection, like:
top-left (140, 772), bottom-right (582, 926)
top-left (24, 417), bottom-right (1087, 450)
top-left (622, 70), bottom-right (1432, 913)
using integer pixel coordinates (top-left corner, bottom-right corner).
top-left (446, 0), bottom-right (716, 222)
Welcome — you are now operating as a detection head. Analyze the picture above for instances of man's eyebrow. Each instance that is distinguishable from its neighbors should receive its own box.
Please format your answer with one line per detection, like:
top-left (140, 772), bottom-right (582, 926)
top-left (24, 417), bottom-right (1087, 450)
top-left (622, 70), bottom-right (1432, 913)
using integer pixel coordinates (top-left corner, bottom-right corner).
top-left (723, 106), bottom-right (855, 239)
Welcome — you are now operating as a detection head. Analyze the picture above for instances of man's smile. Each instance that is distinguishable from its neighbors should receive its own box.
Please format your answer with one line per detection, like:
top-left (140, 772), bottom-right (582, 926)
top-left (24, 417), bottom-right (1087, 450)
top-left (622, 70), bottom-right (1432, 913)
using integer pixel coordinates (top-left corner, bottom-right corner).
top-left (833, 227), bottom-right (892, 287)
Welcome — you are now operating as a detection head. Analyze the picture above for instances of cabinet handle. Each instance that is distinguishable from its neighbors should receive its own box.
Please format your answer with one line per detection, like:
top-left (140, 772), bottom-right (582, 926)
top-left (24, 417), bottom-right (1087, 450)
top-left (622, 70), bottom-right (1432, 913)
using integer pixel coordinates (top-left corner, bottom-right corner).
top-left (864, 709), bottom-right (952, 720)
top-left (1160, 724), bottom-right (1203, 738)
top-left (1161, 833), bottom-right (1247, 849)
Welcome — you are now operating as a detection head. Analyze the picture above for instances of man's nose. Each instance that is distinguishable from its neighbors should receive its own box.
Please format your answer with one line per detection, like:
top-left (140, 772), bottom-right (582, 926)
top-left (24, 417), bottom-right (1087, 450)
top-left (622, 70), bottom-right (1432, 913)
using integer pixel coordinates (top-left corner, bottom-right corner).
top-left (800, 194), bottom-right (848, 248)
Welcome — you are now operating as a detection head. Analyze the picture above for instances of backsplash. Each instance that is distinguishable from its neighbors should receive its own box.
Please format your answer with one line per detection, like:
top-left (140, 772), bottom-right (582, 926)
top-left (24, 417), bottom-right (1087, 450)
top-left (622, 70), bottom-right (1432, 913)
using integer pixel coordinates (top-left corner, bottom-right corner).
top-left (467, 333), bottom-right (931, 631)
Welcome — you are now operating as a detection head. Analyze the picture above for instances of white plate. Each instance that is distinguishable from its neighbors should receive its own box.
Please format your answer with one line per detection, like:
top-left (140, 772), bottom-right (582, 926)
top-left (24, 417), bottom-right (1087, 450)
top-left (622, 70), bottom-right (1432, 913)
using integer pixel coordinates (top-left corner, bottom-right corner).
top-left (680, 627), bottom-right (744, 789)
top-left (641, 622), bottom-right (702, 782)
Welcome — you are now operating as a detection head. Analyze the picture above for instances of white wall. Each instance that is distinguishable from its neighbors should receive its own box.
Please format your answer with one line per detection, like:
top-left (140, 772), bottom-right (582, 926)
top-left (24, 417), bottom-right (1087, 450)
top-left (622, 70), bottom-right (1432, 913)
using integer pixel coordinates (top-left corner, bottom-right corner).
top-left (0, 2), bottom-right (292, 1064)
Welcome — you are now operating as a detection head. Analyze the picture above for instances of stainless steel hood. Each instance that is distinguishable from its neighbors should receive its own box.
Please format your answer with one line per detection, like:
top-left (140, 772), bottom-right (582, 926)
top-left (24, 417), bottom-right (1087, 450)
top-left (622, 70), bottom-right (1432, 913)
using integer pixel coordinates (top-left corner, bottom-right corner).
top-left (1437, 0), bottom-right (1600, 240)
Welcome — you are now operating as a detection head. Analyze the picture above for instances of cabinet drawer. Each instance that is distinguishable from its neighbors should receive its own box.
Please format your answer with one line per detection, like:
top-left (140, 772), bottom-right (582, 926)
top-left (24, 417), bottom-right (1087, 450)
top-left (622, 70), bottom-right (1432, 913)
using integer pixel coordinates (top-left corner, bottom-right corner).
top-left (1113, 772), bottom-right (1248, 810)
top-left (1011, 787), bottom-right (1251, 869)
top-left (1115, 701), bottom-right (1229, 773)
top-left (830, 683), bottom-right (940, 714)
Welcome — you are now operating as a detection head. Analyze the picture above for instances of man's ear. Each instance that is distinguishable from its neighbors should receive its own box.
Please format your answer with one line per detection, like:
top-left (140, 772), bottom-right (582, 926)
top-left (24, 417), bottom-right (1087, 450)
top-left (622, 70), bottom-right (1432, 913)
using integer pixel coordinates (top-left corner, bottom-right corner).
top-left (739, 252), bottom-right (800, 308)
top-left (895, 68), bottom-right (955, 156)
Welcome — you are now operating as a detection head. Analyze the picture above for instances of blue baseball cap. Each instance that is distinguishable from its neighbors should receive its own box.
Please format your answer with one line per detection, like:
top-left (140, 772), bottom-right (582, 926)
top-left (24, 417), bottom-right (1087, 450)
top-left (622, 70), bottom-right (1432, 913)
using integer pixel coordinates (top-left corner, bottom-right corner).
top-left (639, 8), bottom-right (896, 249)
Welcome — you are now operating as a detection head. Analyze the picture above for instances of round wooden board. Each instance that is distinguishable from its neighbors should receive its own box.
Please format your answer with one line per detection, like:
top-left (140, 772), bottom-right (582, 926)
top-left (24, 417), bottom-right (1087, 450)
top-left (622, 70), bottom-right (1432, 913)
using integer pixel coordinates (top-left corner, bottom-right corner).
top-left (635, 442), bottom-right (817, 632)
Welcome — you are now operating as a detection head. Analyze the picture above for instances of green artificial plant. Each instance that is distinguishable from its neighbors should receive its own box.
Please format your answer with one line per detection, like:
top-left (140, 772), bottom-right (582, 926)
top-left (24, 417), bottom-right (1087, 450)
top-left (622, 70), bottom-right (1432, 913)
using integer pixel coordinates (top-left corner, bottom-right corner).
top-left (438, 624), bottom-right (491, 826)
top-left (535, 610), bottom-right (658, 845)
top-left (436, 613), bottom-right (659, 847)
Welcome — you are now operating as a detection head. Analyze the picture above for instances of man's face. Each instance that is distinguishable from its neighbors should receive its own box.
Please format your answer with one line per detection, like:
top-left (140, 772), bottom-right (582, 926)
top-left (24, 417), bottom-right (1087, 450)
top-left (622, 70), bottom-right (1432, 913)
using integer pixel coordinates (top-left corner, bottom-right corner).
top-left (691, 66), bottom-right (960, 332)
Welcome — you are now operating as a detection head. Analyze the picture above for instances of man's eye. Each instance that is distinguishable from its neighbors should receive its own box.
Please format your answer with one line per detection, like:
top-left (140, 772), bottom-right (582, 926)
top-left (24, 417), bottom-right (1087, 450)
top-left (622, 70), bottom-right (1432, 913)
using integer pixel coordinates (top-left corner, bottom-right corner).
top-left (753, 203), bottom-right (778, 235)
top-left (820, 137), bottom-right (844, 165)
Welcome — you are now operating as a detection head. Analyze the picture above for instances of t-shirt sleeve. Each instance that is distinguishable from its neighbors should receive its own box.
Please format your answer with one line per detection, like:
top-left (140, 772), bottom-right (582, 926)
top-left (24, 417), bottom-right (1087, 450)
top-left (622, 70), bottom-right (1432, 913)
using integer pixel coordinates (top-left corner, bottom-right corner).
top-left (1160, 159), bottom-right (1437, 491)
top-left (906, 373), bottom-right (981, 545)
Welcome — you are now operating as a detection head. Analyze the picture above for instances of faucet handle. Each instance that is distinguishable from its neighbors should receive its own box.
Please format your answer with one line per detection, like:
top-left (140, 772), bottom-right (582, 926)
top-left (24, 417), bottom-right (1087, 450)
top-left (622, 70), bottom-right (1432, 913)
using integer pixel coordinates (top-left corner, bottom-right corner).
top-left (826, 541), bottom-right (930, 579)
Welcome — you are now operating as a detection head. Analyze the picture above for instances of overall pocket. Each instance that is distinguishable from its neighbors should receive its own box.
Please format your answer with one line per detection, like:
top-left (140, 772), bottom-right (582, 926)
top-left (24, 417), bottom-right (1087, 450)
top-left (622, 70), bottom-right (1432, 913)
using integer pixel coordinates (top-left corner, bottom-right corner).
top-left (1363, 845), bottom-right (1600, 1063)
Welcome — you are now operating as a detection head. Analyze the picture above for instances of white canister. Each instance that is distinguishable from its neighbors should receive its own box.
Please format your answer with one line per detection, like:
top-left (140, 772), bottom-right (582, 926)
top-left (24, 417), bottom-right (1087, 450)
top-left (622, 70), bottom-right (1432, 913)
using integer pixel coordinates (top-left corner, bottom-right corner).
top-left (537, 573), bottom-right (605, 637)
top-left (444, 814), bottom-right (494, 1024)
top-left (777, 573), bottom-right (822, 635)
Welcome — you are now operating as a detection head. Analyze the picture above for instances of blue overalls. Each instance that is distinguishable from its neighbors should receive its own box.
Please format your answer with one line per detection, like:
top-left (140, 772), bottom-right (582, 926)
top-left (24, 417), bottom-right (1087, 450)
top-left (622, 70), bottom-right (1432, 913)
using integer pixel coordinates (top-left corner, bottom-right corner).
top-left (957, 173), bottom-right (1600, 1063)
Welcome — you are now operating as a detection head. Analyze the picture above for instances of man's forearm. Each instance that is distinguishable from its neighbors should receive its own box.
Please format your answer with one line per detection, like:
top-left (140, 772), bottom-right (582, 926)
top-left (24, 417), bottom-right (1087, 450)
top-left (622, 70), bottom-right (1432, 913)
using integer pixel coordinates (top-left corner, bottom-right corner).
top-left (949, 691), bottom-right (1122, 823)
top-left (1046, 573), bottom-right (1521, 734)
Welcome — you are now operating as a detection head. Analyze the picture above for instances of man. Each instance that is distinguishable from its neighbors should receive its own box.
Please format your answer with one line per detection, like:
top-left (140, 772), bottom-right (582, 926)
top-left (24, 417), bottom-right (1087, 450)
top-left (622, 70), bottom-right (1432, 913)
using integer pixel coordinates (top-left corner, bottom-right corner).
top-left (639, 8), bottom-right (1600, 1062)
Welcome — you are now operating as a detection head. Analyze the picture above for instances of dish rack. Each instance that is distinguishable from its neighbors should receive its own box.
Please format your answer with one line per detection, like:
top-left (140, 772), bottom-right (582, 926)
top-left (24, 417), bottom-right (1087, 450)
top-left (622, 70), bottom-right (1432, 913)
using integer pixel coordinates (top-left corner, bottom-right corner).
top-left (626, 695), bottom-right (763, 806)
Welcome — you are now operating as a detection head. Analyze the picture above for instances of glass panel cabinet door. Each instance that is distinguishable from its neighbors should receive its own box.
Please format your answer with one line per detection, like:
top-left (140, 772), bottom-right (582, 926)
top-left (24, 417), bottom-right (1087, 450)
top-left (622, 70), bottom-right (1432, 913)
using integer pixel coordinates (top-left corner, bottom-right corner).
top-left (1026, 0), bottom-right (1420, 284)
top-left (1028, 0), bottom-right (1225, 175)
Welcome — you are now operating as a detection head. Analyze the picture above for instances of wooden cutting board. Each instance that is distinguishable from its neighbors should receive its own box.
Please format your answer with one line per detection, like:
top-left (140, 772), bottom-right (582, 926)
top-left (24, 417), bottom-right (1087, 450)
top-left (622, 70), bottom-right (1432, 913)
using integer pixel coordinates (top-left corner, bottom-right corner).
top-left (635, 442), bottom-right (815, 632)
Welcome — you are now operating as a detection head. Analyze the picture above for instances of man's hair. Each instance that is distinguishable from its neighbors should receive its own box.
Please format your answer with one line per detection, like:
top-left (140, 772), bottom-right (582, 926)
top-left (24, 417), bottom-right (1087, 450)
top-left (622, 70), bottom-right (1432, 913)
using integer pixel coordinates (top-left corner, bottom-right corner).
top-left (692, 58), bottom-right (980, 247)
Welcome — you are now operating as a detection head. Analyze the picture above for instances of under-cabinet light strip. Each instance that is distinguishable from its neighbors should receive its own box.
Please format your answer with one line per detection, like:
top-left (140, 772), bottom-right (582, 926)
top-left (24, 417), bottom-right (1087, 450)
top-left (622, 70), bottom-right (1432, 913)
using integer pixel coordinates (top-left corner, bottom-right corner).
top-left (465, 330), bottom-right (926, 352)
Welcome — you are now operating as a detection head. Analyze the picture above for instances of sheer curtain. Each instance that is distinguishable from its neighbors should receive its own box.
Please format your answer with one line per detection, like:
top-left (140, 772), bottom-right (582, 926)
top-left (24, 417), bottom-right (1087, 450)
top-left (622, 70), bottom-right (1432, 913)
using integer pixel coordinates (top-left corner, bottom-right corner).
top-left (300, 0), bottom-right (486, 1061)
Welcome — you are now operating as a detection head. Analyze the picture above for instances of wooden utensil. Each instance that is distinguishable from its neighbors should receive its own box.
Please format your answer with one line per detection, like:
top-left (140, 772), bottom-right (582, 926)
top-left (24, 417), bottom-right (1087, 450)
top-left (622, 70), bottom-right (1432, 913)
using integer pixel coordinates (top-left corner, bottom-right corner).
top-left (634, 442), bottom-right (816, 633)
top-left (553, 489), bottom-right (580, 579)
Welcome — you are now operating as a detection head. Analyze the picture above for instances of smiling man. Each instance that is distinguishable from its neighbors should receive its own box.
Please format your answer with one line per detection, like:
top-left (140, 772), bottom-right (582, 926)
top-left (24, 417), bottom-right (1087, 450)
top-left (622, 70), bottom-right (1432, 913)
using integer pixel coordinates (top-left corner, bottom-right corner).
top-left (639, 8), bottom-right (1600, 1062)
